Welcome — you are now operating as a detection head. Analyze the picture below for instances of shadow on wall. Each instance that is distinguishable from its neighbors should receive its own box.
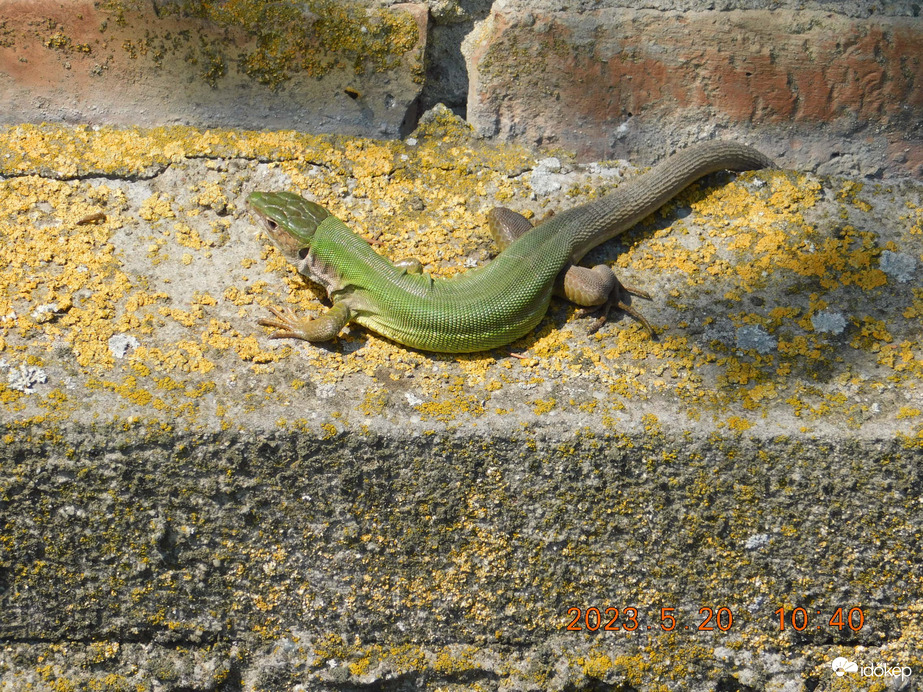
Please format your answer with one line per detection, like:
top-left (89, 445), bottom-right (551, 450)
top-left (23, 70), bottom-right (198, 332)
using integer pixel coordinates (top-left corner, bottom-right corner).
top-left (418, 0), bottom-right (495, 121)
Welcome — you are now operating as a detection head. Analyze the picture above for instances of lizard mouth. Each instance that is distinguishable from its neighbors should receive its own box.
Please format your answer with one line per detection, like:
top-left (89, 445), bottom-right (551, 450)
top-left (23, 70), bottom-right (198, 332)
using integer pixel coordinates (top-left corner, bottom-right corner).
top-left (246, 197), bottom-right (276, 230)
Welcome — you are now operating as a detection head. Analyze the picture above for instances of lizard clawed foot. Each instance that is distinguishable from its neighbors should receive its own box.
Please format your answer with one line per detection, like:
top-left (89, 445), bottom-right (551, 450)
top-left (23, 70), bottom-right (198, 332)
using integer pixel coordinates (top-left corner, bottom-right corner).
top-left (258, 305), bottom-right (308, 340)
top-left (258, 302), bottom-right (352, 342)
top-left (576, 283), bottom-right (656, 337)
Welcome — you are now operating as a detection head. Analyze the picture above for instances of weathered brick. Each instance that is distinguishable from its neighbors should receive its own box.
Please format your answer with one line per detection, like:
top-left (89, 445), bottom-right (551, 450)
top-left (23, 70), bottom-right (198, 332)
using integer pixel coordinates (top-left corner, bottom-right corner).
top-left (464, 7), bottom-right (923, 176)
top-left (0, 0), bottom-right (427, 137)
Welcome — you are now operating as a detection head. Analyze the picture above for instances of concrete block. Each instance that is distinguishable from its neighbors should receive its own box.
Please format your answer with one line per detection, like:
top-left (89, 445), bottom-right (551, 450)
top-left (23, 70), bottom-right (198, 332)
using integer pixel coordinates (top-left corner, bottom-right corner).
top-left (0, 113), bottom-right (921, 688)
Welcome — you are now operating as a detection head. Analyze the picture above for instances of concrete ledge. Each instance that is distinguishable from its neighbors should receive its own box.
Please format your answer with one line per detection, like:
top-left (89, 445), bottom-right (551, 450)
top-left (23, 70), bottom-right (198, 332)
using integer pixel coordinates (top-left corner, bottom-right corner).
top-left (1, 113), bottom-right (921, 689)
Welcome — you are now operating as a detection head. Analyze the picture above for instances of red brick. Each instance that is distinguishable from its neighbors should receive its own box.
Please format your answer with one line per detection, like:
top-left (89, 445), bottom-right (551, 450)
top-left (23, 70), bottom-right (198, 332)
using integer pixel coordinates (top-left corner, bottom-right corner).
top-left (466, 8), bottom-right (922, 176)
top-left (0, 0), bottom-right (426, 136)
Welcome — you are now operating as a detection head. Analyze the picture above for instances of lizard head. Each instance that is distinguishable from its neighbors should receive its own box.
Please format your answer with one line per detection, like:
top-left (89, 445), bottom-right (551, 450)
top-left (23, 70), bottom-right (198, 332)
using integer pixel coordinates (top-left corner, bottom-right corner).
top-left (248, 191), bottom-right (332, 261)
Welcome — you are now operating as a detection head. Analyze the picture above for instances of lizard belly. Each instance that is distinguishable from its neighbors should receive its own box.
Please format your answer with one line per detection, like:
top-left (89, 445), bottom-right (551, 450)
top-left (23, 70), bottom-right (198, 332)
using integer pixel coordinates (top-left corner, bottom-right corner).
top-left (354, 286), bottom-right (554, 353)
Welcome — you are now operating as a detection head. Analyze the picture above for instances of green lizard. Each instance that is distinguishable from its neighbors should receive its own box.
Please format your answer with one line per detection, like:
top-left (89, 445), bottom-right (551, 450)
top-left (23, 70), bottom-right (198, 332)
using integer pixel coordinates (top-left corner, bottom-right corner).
top-left (248, 140), bottom-right (775, 353)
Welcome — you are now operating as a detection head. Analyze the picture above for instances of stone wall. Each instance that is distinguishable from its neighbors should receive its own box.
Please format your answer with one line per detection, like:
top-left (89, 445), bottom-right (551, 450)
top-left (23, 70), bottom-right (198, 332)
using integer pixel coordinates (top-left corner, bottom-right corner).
top-left (0, 0), bottom-right (428, 137)
top-left (461, 1), bottom-right (922, 177)
top-left (0, 0), bottom-right (920, 176)
top-left (1, 3), bottom-right (922, 690)
top-left (0, 108), bottom-right (921, 692)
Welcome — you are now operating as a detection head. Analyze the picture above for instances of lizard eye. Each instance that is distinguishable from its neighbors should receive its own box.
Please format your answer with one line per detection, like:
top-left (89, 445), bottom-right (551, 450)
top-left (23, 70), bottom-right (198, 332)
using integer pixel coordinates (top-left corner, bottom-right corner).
top-left (266, 219), bottom-right (278, 231)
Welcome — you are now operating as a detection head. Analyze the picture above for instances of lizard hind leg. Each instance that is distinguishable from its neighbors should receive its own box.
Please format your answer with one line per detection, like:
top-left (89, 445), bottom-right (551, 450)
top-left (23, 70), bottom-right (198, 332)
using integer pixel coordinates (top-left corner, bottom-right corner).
top-left (489, 207), bottom-right (655, 337)
top-left (564, 265), bottom-right (656, 337)
top-left (393, 258), bottom-right (424, 274)
top-left (487, 207), bottom-right (535, 249)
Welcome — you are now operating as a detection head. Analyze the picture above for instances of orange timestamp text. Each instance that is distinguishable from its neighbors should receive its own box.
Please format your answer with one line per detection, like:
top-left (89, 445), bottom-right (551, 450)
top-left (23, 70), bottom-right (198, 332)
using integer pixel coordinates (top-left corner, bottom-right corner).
top-left (566, 606), bottom-right (735, 633)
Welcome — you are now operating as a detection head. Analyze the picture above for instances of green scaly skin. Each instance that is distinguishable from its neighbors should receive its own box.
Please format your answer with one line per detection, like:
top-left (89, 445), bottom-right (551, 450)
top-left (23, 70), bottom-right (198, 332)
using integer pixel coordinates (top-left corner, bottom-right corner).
top-left (248, 141), bottom-right (775, 353)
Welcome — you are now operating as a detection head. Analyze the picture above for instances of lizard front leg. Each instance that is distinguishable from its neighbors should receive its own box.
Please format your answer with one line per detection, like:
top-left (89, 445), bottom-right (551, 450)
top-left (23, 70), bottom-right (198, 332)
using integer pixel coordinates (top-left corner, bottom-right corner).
top-left (259, 301), bottom-right (352, 342)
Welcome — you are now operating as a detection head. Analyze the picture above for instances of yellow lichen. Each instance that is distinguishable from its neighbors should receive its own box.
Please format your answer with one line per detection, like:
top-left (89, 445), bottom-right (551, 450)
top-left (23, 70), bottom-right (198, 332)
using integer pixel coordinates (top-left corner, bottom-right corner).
top-left (138, 193), bottom-right (176, 222)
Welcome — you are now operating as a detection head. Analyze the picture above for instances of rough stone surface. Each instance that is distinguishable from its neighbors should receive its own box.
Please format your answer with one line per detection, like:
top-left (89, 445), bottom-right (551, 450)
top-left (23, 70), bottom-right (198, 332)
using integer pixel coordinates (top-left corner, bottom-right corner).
top-left (463, 1), bottom-right (923, 177)
top-left (2, 0), bottom-right (921, 177)
top-left (475, 0), bottom-right (921, 15)
top-left (0, 112), bottom-right (921, 689)
top-left (0, 0), bottom-right (427, 137)
top-left (415, 0), bottom-right (495, 115)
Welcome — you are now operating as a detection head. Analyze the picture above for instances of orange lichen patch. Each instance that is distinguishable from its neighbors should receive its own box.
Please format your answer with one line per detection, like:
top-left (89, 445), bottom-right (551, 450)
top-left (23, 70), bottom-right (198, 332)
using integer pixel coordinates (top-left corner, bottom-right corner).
top-left (128, 342), bottom-right (215, 375)
top-left (453, 354), bottom-right (499, 387)
top-left (617, 172), bottom-right (822, 296)
top-left (769, 228), bottom-right (888, 291)
top-left (201, 320), bottom-right (286, 365)
top-left (718, 357), bottom-right (764, 387)
top-left (122, 291), bottom-right (170, 313)
top-left (903, 289), bottom-right (923, 319)
top-left (837, 179), bottom-right (873, 212)
top-left (741, 382), bottom-right (778, 407)
top-left (158, 306), bottom-right (206, 328)
top-left (194, 293), bottom-right (218, 306)
top-left (846, 267), bottom-right (888, 290)
top-left (631, 173), bottom-right (817, 288)
top-left (413, 373), bottom-right (487, 422)
top-left (223, 286), bottom-right (258, 307)
top-left (726, 416), bottom-right (754, 431)
top-left (768, 306), bottom-right (801, 322)
top-left (0, 123), bottom-right (340, 179)
top-left (231, 334), bottom-right (282, 364)
top-left (172, 222), bottom-right (208, 249)
top-left (528, 328), bottom-right (572, 361)
top-left (851, 317), bottom-right (893, 352)
top-left (530, 398), bottom-right (556, 415)
top-left (0, 125), bottom-right (165, 177)
top-left (724, 188), bottom-right (887, 294)
top-left (0, 176), bottom-right (139, 368)
top-left (877, 342), bottom-right (923, 377)
top-left (344, 141), bottom-right (396, 179)
top-left (192, 181), bottom-right (230, 212)
top-left (86, 376), bottom-right (156, 408)
top-left (908, 206), bottom-right (923, 235)
top-left (138, 193), bottom-right (176, 222)
top-left (775, 331), bottom-right (807, 360)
